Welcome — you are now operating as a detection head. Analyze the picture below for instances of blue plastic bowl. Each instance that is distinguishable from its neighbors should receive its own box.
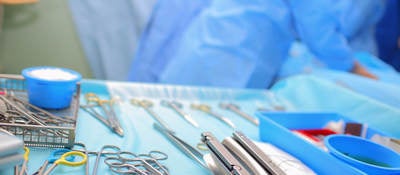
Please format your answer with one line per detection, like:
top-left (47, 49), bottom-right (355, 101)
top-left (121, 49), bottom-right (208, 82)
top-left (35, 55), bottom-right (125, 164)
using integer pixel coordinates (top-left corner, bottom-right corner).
top-left (325, 135), bottom-right (400, 175)
top-left (22, 66), bottom-right (81, 109)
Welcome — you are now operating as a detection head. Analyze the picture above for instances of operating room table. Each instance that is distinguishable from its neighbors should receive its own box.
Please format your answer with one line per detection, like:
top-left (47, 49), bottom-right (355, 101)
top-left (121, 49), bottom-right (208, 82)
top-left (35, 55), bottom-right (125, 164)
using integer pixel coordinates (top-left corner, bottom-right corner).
top-left (1, 76), bottom-right (400, 175)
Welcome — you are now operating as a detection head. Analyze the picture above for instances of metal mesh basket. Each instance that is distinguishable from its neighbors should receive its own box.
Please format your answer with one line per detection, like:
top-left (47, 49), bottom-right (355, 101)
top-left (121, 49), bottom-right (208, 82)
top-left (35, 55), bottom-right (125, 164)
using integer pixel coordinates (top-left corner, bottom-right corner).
top-left (0, 74), bottom-right (79, 148)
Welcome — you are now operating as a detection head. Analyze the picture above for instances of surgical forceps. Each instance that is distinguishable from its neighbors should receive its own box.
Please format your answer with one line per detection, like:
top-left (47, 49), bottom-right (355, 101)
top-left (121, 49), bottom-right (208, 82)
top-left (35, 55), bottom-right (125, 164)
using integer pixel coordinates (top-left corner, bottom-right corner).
top-left (42, 151), bottom-right (87, 175)
top-left (104, 150), bottom-right (169, 175)
top-left (0, 95), bottom-right (46, 126)
top-left (130, 99), bottom-right (174, 132)
top-left (191, 104), bottom-right (236, 129)
top-left (161, 100), bottom-right (200, 128)
top-left (153, 123), bottom-right (208, 170)
top-left (9, 94), bottom-right (74, 124)
top-left (81, 93), bottom-right (124, 136)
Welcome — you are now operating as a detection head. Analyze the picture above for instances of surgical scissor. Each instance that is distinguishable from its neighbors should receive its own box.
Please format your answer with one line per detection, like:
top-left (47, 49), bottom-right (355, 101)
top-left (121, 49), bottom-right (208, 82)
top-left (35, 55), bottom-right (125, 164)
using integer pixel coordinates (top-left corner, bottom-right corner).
top-left (191, 104), bottom-right (236, 129)
top-left (130, 99), bottom-right (174, 132)
top-left (42, 151), bottom-right (87, 175)
top-left (92, 145), bottom-right (121, 175)
top-left (160, 100), bottom-right (200, 128)
top-left (104, 150), bottom-right (169, 175)
top-left (81, 93), bottom-right (124, 136)
top-left (73, 142), bottom-right (89, 175)
top-left (153, 123), bottom-right (207, 170)
top-left (32, 148), bottom-right (73, 175)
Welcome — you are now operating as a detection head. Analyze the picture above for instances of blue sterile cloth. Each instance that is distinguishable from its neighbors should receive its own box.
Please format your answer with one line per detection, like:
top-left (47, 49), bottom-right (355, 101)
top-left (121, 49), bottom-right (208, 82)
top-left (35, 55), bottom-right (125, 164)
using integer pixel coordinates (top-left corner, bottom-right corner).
top-left (279, 42), bottom-right (400, 109)
top-left (271, 75), bottom-right (400, 138)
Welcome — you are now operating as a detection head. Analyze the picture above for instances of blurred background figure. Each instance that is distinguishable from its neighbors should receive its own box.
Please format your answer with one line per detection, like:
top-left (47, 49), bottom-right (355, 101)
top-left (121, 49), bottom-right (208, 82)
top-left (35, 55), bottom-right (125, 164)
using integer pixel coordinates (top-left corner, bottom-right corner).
top-left (68, 0), bottom-right (156, 80)
top-left (128, 0), bottom-right (385, 88)
top-left (127, 0), bottom-right (212, 83)
top-left (375, 0), bottom-right (400, 71)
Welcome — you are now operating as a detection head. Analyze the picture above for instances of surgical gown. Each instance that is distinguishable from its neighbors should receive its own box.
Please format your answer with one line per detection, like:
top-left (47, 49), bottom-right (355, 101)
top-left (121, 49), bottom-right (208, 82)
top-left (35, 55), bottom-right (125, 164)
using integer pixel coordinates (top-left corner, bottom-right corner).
top-left (128, 0), bottom-right (385, 88)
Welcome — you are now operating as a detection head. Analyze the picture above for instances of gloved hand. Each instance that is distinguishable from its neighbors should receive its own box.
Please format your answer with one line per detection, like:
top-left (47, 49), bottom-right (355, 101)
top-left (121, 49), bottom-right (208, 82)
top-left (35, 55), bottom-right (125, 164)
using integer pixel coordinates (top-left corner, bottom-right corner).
top-left (351, 61), bottom-right (378, 80)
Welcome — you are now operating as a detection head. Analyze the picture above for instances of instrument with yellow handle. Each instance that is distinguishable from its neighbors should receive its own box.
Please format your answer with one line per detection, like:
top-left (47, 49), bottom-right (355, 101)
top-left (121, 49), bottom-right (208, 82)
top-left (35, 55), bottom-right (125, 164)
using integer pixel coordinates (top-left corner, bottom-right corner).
top-left (42, 151), bottom-right (87, 175)
top-left (15, 147), bottom-right (29, 175)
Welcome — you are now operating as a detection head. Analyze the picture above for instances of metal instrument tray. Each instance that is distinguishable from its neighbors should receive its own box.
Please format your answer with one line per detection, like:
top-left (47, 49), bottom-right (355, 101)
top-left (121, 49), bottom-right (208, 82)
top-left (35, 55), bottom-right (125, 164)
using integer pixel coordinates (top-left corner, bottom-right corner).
top-left (0, 74), bottom-right (79, 148)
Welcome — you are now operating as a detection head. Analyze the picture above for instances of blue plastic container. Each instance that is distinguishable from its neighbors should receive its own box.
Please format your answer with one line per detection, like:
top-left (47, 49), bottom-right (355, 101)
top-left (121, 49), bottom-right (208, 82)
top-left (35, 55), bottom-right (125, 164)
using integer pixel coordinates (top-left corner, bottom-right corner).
top-left (257, 112), bottom-right (367, 174)
top-left (325, 135), bottom-right (400, 175)
top-left (22, 66), bottom-right (81, 109)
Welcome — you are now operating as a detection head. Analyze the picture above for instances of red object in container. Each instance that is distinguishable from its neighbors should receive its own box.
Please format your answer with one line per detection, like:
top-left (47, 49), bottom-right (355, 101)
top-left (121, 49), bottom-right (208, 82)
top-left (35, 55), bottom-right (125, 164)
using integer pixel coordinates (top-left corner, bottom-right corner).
top-left (294, 129), bottom-right (337, 143)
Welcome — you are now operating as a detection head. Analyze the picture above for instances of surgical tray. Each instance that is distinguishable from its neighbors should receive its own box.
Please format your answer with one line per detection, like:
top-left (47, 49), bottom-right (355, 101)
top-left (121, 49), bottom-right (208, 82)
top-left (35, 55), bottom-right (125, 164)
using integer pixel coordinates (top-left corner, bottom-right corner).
top-left (257, 112), bottom-right (391, 175)
top-left (0, 74), bottom-right (79, 148)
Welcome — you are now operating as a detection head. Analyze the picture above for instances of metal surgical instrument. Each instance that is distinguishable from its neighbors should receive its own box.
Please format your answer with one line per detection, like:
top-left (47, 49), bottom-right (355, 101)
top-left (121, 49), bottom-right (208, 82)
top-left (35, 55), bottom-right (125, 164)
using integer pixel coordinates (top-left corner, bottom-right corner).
top-left (219, 103), bottom-right (259, 126)
top-left (81, 93), bottom-right (124, 137)
top-left (161, 100), bottom-right (200, 128)
top-left (231, 131), bottom-right (286, 175)
top-left (0, 95), bottom-right (46, 127)
top-left (130, 99), bottom-right (174, 132)
top-left (191, 104), bottom-right (236, 129)
top-left (201, 132), bottom-right (251, 175)
top-left (104, 150), bottom-right (168, 175)
top-left (15, 147), bottom-right (29, 175)
top-left (153, 123), bottom-right (207, 169)
top-left (73, 143), bottom-right (89, 175)
top-left (92, 145), bottom-right (121, 175)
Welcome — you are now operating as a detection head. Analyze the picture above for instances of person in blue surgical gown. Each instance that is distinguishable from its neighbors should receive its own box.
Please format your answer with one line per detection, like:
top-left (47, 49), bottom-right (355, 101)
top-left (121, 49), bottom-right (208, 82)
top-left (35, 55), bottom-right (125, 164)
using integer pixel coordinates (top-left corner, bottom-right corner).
top-left (128, 0), bottom-right (385, 88)
top-left (375, 0), bottom-right (400, 71)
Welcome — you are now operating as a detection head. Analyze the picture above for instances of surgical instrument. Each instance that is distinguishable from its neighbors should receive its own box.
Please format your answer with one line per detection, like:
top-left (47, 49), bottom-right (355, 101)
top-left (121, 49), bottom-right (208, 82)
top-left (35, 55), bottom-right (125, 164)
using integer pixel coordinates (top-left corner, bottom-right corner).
top-left (92, 145), bottom-right (121, 175)
top-left (130, 99), bottom-right (174, 132)
top-left (7, 94), bottom-right (74, 124)
top-left (219, 103), bottom-right (259, 126)
top-left (81, 93), bottom-right (124, 136)
top-left (153, 123), bottom-right (207, 169)
top-left (222, 137), bottom-right (269, 175)
top-left (0, 91), bottom-right (74, 125)
top-left (191, 104), bottom-right (236, 129)
top-left (104, 151), bottom-right (167, 175)
top-left (42, 151), bottom-right (87, 175)
top-left (231, 131), bottom-right (286, 175)
top-left (73, 143), bottom-right (89, 175)
top-left (161, 100), bottom-right (200, 128)
top-left (201, 132), bottom-right (251, 175)
top-left (32, 148), bottom-right (73, 175)
top-left (0, 95), bottom-right (46, 126)
top-left (136, 151), bottom-right (169, 174)
top-left (13, 147), bottom-right (29, 175)
top-left (105, 158), bottom-right (147, 175)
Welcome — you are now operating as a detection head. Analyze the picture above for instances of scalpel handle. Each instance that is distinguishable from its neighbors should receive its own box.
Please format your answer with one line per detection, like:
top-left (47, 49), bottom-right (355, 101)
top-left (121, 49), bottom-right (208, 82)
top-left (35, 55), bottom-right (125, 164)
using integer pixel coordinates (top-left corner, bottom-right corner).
top-left (201, 132), bottom-right (251, 175)
top-left (232, 131), bottom-right (286, 175)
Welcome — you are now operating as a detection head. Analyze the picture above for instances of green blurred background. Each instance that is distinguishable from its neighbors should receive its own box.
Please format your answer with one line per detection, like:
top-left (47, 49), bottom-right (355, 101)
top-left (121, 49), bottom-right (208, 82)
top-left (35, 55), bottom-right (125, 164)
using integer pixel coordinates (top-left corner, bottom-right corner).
top-left (0, 0), bottom-right (92, 78)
